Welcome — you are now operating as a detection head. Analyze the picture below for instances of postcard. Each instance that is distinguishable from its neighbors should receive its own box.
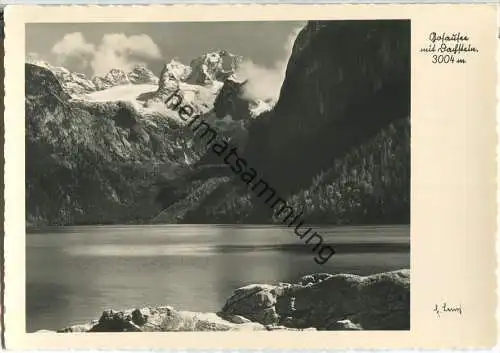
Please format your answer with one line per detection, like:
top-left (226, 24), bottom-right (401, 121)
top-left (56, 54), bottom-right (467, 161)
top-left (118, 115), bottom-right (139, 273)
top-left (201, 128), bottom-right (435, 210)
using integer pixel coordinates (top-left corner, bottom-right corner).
top-left (2, 3), bottom-right (498, 350)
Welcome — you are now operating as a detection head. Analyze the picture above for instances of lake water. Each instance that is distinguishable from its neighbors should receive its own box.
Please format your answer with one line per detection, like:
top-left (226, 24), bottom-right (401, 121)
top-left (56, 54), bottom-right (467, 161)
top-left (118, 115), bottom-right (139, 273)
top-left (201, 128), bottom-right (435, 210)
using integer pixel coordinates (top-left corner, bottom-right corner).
top-left (26, 225), bottom-right (410, 332)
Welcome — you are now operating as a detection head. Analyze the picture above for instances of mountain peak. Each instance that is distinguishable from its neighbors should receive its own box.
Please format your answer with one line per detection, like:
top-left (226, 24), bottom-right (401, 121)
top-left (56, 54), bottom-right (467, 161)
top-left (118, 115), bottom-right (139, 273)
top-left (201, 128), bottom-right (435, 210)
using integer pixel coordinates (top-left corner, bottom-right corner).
top-left (156, 60), bottom-right (192, 93)
top-left (26, 58), bottom-right (52, 69)
top-left (26, 59), bottom-right (97, 96)
top-left (90, 66), bottom-right (159, 90)
top-left (127, 66), bottom-right (160, 85)
top-left (165, 60), bottom-right (192, 81)
top-left (186, 50), bottom-right (243, 85)
top-left (92, 68), bottom-right (130, 90)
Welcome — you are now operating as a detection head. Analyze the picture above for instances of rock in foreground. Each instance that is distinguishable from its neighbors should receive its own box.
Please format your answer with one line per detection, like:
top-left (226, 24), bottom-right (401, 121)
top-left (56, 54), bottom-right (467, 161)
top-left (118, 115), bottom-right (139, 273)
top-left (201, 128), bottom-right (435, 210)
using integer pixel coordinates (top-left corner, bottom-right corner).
top-left (58, 306), bottom-right (313, 332)
top-left (56, 269), bottom-right (409, 332)
top-left (220, 269), bottom-right (410, 330)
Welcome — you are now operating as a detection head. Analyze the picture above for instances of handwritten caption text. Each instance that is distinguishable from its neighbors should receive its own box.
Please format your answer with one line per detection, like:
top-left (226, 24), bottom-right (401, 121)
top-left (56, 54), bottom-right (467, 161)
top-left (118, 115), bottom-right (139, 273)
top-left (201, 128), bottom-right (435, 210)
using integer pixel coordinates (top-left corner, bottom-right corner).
top-left (420, 32), bottom-right (478, 64)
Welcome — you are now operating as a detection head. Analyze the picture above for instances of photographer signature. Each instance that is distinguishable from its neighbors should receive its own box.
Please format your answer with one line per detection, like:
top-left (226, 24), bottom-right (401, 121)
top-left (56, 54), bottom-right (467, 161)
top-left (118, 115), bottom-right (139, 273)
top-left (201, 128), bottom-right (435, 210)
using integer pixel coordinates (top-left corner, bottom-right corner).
top-left (433, 302), bottom-right (463, 318)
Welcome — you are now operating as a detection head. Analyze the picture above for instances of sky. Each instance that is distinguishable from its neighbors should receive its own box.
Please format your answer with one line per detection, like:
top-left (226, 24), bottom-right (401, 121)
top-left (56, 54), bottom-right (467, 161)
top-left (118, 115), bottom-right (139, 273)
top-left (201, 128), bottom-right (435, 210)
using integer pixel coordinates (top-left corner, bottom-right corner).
top-left (26, 21), bottom-right (306, 77)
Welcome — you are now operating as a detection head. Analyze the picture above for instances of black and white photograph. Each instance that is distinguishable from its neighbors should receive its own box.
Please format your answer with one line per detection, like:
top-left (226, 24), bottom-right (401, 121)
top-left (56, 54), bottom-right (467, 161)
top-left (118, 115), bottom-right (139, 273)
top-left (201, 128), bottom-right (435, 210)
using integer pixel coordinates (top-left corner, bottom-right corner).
top-left (3, 3), bottom-right (499, 350)
top-left (24, 19), bottom-right (411, 333)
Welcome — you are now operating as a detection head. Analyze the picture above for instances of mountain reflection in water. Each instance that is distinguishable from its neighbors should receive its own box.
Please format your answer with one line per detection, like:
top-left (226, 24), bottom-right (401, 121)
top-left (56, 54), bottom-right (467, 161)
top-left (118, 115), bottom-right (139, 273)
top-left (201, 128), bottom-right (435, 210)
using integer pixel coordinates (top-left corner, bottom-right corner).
top-left (26, 224), bottom-right (410, 332)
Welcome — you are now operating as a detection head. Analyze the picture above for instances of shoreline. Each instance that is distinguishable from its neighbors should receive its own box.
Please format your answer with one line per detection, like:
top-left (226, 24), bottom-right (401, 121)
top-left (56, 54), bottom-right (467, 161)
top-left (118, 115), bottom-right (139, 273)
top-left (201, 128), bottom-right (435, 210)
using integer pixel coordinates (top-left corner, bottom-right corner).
top-left (27, 223), bottom-right (411, 232)
top-left (40, 269), bottom-right (410, 333)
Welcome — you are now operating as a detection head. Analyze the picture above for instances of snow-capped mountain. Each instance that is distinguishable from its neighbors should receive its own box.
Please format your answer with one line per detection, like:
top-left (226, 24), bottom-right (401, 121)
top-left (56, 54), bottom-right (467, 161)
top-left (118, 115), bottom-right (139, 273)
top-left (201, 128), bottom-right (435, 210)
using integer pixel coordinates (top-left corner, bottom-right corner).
top-left (153, 21), bottom-right (411, 226)
top-left (92, 68), bottom-right (130, 90)
top-left (127, 66), bottom-right (160, 85)
top-left (25, 62), bottom-right (209, 226)
top-left (25, 23), bottom-right (411, 228)
top-left (158, 60), bottom-right (192, 85)
top-left (186, 50), bottom-right (243, 85)
top-left (154, 58), bottom-right (236, 115)
top-left (26, 51), bottom-right (266, 144)
top-left (26, 57), bottom-right (161, 96)
top-left (91, 67), bottom-right (160, 90)
top-left (26, 50), bottom-right (254, 116)
top-left (26, 58), bottom-right (97, 95)
top-left (25, 49), bottom-right (276, 225)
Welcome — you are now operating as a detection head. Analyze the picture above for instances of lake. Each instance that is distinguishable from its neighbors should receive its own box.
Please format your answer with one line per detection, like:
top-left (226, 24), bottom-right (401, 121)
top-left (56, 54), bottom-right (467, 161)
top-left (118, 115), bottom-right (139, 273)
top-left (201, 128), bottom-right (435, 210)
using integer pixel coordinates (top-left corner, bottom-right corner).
top-left (26, 225), bottom-right (410, 332)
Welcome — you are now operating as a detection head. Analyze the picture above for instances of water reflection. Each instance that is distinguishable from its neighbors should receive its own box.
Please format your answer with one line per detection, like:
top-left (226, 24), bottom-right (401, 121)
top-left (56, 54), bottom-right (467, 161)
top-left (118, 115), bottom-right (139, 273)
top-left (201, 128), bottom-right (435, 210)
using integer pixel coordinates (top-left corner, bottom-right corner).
top-left (26, 225), bottom-right (410, 332)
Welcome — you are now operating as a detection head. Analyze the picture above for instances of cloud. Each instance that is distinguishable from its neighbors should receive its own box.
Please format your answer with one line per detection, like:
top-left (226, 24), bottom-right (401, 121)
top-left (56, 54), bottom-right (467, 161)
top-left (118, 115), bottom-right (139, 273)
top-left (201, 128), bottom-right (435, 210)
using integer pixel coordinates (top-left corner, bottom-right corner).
top-left (91, 33), bottom-right (162, 75)
top-left (51, 32), bottom-right (96, 71)
top-left (236, 24), bottom-right (304, 103)
top-left (50, 32), bottom-right (162, 76)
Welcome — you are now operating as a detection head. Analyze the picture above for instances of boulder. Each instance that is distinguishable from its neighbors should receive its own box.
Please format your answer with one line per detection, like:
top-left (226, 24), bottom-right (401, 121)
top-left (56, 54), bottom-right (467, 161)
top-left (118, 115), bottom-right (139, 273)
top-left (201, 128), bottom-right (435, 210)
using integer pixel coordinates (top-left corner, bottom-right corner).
top-left (60, 305), bottom-right (296, 332)
top-left (219, 269), bottom-right (410, 330)
top-left (219, 284), bottom-right (281, 325)
top-left (131, 307), bottom-right (150, 326)
top-left (326, 319), bottom-right (363, 330)
top-left (89, 309), bottom-right (141, 332)
top-left (291, 269), bottom-right (410, 330)
top-left (298, 272), bottom-right (333, 286)
top-left (55, 269), bottom-right (409, 332)
top-left (57, 321), bottom-right (97, 333)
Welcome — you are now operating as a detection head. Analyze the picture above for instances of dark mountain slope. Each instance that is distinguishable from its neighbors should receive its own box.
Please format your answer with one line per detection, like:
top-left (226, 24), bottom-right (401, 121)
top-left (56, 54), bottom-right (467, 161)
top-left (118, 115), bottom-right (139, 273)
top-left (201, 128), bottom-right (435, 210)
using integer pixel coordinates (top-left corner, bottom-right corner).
top-left (26, 19), bottom-right (410, 226)
top-left (25, 64), bottom-right (200, 226)
top-left (156, 20), bottom-right (411, 224)
top-left (244, 20), bottom-right (410, 194)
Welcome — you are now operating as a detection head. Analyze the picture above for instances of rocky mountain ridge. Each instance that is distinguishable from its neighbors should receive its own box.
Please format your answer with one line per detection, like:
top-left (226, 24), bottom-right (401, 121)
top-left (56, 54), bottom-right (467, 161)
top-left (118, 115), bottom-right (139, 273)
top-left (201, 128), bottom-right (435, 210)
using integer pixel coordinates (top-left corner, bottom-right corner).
top-left (154, 20), bottom-right (411, 225)
top-left (25, 48), bottom-right (264, 226)
top-left (26, 62), bottom-right (191, 225)
top-left (26, 59), bottom-right (160, 96)
top-left (27, 49), bottom-right (244, 97)
top-left (26, 20), bottom-right (410, 226)
top-left (27, 49), bottom-right (268, 123)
